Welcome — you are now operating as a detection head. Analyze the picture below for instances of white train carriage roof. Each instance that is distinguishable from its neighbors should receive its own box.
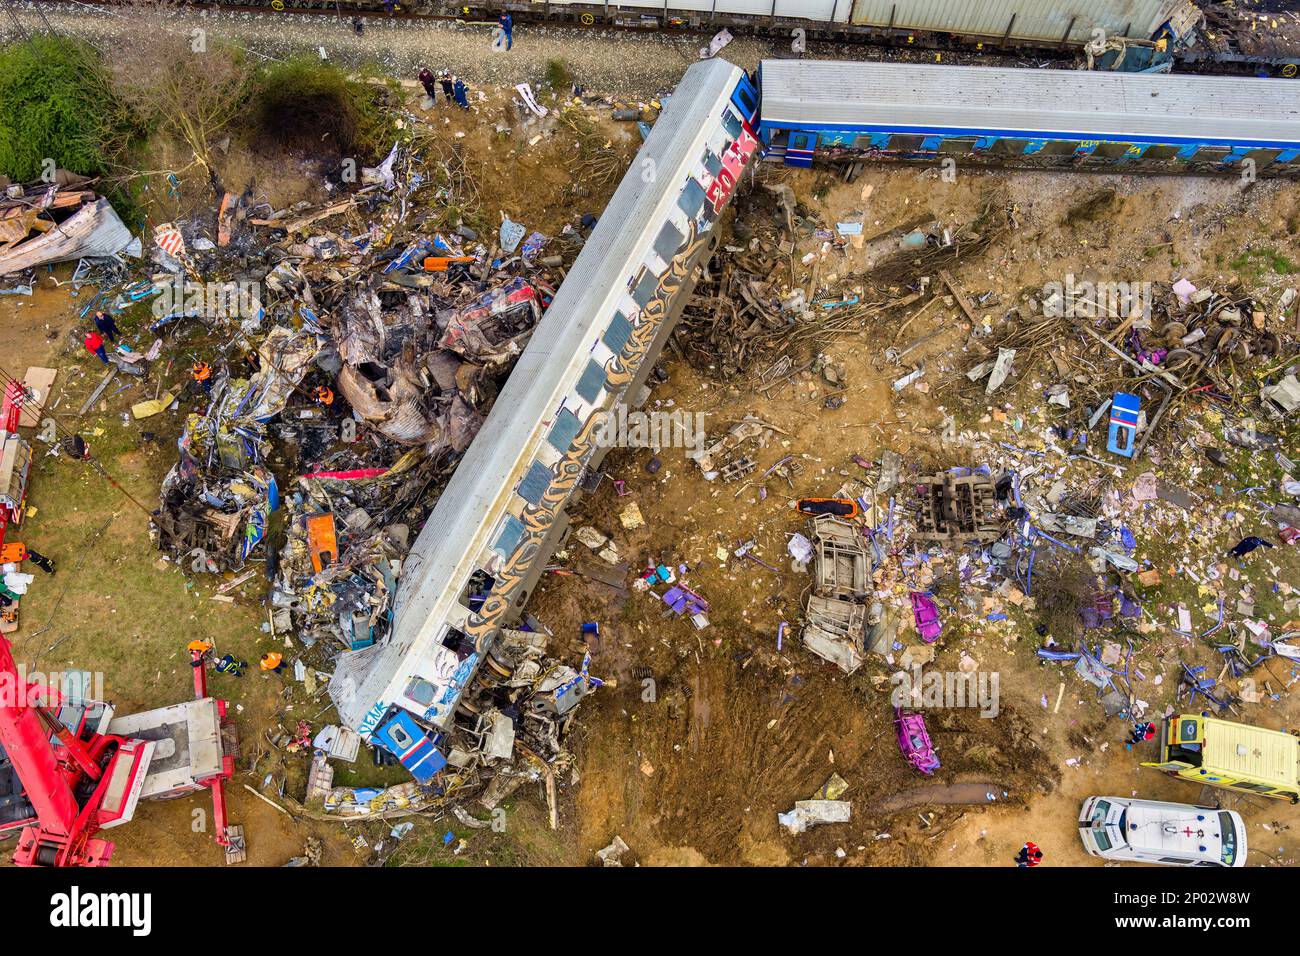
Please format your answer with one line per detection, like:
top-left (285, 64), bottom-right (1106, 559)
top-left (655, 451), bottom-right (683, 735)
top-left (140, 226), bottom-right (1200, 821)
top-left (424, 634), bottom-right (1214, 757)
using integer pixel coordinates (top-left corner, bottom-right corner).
top-left (760, 60), bottom-right (1300, 149)
top-left (330, 58), bottom-right (748, 732)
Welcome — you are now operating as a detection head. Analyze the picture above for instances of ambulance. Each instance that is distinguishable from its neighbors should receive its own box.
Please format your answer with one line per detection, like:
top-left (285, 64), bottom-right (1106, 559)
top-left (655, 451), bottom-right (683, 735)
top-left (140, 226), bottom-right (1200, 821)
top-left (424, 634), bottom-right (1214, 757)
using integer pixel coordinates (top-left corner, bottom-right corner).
top-left (1079, 796), bottom-right (1245, 867)
top-left (1142, 713), bottom-right (1300, 803)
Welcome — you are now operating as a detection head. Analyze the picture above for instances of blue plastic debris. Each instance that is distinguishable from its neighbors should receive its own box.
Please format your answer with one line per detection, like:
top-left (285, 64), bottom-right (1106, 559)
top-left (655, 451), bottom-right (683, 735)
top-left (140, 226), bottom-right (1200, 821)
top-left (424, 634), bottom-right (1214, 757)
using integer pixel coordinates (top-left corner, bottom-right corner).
top-left (1107, 391), bottom-right (1141, 457)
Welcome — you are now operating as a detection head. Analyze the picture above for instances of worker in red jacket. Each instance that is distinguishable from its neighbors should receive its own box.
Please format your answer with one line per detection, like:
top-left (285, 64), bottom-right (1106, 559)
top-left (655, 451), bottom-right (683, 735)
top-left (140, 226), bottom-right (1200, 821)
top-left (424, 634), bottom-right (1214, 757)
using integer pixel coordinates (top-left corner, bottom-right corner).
top-left (84, 330), bottom-right (108, 364)
top-left (1015, 841), bottom-right (1043, 867)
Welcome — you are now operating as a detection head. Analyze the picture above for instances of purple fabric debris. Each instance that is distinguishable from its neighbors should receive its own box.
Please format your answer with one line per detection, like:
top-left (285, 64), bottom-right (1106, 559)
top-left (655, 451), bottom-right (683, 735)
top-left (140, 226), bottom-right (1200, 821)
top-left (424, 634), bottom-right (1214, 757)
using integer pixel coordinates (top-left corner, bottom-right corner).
top-left (911, 591), bottom-right (943, 643)
top-left (895, 708), bottom-right (940, 775)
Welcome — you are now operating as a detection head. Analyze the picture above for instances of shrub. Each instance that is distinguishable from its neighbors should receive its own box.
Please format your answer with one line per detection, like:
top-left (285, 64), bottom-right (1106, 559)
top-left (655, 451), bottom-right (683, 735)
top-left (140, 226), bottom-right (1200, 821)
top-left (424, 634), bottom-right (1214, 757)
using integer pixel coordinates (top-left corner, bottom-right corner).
top-left (0, 35), bottom-right (136, 181)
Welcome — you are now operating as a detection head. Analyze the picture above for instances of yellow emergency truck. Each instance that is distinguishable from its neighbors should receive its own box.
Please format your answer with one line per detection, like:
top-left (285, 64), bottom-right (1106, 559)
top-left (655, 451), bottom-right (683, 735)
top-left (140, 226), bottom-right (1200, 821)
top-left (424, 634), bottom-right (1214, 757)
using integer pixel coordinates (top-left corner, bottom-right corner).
top-left (1142, 714), bottom-right (1300, 804)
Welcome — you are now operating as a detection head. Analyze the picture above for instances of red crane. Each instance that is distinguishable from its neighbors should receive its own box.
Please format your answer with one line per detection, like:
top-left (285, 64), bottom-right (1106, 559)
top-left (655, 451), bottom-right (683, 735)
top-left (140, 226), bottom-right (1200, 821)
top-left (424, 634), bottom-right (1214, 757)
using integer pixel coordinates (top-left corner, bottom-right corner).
top-left (0, 634), bottom-right (155, 866)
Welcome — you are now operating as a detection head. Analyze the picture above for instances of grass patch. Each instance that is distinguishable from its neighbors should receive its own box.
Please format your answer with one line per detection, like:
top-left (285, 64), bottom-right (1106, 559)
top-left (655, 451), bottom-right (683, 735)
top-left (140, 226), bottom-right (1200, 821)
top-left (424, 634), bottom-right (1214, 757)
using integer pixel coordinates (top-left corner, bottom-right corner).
top-left (1229, 248), bottom-right (1297, 276)
top-left (545, 58), bottom-right (571, 91)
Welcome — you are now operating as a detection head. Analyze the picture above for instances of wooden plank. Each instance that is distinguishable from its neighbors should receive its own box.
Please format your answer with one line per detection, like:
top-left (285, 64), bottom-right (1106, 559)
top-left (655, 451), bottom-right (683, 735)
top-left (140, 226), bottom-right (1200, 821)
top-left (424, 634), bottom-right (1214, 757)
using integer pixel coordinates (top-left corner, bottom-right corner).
top-left (18, 367), bottom-right (56, 428)
top-left (939, 269), bottom-right (978, 323)
top-left (79, 367), bottom-right (118, 415)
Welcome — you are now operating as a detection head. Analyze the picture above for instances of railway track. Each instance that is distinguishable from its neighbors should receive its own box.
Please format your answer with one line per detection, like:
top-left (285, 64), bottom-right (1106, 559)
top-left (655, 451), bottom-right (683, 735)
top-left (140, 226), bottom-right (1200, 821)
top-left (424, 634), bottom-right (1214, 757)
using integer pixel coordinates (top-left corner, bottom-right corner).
top-left (18, 0), bottom-right (1300, 76)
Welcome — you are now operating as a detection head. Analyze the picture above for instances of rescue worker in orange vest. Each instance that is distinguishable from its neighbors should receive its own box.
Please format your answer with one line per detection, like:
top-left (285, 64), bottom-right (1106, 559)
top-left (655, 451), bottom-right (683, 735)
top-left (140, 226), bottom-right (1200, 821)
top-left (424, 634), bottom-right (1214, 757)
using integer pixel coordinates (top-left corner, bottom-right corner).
top-left (312, 385), bottom-right (334, 407)
top-left (192, 361), bottom-right (213, 394)
top-left (260, 652), bottom-right (287, 674)
top-left (188, 639), bottom-right (214, 669)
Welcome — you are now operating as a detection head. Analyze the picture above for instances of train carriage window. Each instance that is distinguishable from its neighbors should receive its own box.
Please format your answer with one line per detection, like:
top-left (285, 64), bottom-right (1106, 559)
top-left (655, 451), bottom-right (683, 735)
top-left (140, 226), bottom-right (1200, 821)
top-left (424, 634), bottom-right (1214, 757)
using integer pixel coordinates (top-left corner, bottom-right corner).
top-left (517, 460), bottom-right (553, 505)
top-left (1037, 141), bottom-right (1078, 156)
top-left (404, 678), bottom-right (437, 707)
top-left (459, 569), bottom-right (496, 612)
top-left (1244, 148), bottom-right (1283, 168)
top-left (991, 138), bottom-right (1030, 157)
top-left (631, 268), bottom-right (660, 308)
top-left (603, 311), bottom-right (634, 355)
top-left (441, 624), bottom-right (474, 656)
top-left (1092, 142), bottom-right (1133, 159)
top-left (721, 110), bottom-right (742, 140)
top-left (677, 177), bottom-right (707, 217)
top-left (938, 138), bottom-right (977, 155)
top-left (1192, 146), bottom-right (1231, 163)
top-left (652, 221), bottom-right (685, 264)
top-left (548, 408), bottom-right (583, 452)
top-left (492, 514), bottom-right (526, 558)
top-left (702, 149), bottom-right (723, 178)
top-left (730, 84), bottom-right (757, 120)
top-left (575, 359), bottom-right (607, 403)
top-left (889, 134), bottom-right (925, 151)
top-left (1142, 144), bottom-right (1181, 161)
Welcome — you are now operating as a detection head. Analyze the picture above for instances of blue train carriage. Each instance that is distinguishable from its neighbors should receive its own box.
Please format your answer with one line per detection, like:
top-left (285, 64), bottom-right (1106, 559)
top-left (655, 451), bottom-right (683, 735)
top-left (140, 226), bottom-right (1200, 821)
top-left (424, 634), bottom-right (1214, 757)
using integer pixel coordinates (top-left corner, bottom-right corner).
top-left (328, 60), bottom-right (760, 781)
top-left (756, 59), bottom-right (1300, 177)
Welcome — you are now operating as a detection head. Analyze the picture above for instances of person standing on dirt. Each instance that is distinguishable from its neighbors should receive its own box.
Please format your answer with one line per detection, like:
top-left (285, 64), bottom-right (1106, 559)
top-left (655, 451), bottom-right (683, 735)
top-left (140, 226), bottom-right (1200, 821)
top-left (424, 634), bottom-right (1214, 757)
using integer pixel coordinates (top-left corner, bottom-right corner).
top-left (438, 70), bottom-right (454, 103)
top-left (1125, 721), bottom-right (1156, 750)
top-left (93, 310), bottom-right (120, 343)
top-left (452, 76), bottom-right (470, 110)
top-left (497, 12), bottom-right (513, 50)
top-left (1014, 842), bottom-right (1043, 867)
top-left (260, 652), bottom-right (287, 674)
top-left (84, 330), bottom-right (108, 364)
top-left (418, 67), bottom-right (439, 103)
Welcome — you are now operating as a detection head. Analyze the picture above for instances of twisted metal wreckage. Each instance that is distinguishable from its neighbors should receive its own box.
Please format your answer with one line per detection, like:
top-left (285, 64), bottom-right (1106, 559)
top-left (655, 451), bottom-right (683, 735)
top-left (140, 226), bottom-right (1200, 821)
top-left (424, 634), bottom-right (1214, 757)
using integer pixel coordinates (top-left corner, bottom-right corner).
top-left (146, 59), bottom-right (761, 821)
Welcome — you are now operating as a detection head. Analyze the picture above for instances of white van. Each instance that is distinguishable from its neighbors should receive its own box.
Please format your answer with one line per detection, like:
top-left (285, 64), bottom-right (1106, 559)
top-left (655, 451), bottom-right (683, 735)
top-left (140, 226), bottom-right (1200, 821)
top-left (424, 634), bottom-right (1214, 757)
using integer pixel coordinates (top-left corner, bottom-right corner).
top-left (1078, 796), bottom-right (1246, 867)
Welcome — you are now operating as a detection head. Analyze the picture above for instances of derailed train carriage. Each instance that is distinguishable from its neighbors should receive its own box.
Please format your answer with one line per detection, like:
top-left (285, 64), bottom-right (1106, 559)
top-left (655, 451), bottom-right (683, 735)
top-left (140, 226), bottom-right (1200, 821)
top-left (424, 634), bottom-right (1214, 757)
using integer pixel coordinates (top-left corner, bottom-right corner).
top-left (328, 60), bottom-right (760, 779)
top-left (757, 59), bottom-right (1300, 175)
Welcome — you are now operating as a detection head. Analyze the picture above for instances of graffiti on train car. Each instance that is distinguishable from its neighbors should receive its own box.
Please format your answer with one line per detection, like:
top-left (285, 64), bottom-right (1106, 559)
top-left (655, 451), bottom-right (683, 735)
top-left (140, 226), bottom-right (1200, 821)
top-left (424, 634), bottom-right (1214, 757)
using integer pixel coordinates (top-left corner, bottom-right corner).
top-left (705, 123), bottom-right (760, 213)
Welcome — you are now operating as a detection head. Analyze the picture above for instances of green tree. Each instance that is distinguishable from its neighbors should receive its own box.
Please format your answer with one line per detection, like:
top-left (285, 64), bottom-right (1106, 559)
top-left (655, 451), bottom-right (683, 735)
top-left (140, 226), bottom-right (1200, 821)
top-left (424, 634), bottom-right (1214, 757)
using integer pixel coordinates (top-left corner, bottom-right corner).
top-left (0, 35), bottom-right (133, 181)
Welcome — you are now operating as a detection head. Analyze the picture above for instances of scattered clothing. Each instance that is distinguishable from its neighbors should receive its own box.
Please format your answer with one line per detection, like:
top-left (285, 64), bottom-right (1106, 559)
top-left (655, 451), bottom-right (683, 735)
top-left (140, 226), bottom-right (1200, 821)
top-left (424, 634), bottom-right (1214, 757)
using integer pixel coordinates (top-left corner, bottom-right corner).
top-left (1228, 535), bottom-right (1273, 558)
